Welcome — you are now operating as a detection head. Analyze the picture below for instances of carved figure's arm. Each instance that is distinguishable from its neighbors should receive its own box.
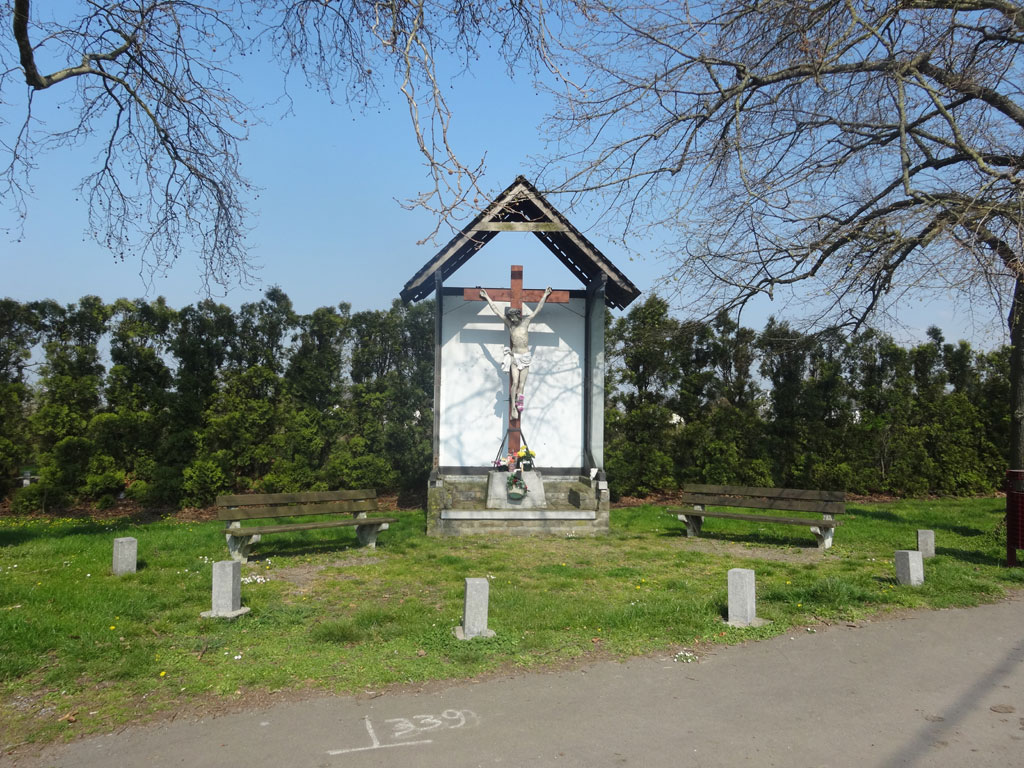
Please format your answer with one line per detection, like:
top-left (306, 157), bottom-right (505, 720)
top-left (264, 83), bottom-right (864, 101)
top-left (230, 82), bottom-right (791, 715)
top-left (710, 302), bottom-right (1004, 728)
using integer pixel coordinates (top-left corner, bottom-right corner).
top-left (524, 287), bottom-right (553, 323)
top-left (478, 289), bottom-right (507, 324)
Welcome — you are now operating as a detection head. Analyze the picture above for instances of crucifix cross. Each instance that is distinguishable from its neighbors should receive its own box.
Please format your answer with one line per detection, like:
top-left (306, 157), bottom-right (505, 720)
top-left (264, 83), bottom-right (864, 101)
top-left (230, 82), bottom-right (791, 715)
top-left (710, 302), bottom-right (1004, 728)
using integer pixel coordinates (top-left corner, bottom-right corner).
top-left (465, 265), bottom-right (569, 456)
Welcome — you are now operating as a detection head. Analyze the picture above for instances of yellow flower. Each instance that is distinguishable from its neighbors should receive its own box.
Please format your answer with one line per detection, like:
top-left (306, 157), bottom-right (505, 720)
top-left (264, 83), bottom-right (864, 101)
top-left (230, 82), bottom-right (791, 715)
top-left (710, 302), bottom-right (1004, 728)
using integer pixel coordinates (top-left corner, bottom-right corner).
top-left (109, 625), bottom-right (115, 630)
top-left (159, 671), bottom-right (166, 677)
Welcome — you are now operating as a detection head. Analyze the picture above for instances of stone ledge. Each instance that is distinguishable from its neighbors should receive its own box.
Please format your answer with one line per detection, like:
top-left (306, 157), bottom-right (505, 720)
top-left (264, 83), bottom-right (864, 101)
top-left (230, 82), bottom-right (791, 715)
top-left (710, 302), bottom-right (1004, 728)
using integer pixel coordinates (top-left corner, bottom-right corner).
top-left (442, 509), bottom-right (597, 520)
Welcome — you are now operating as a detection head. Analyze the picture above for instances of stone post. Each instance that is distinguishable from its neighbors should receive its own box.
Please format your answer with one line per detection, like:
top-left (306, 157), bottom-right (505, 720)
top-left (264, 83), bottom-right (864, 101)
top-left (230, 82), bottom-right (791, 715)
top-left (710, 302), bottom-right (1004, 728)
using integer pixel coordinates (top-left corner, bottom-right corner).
top-left (455, 577), bottom-right (495, 639)
top-left (112, 537), bottom-right (137, 575)
top-left (895, 550), bottom-right (925, 586)
top-left (917, 530), bottom-right (936, 559)
top-left (727, 568), bottom-right (760, 627)
top-left (201, 560), bottom-right (251, 619)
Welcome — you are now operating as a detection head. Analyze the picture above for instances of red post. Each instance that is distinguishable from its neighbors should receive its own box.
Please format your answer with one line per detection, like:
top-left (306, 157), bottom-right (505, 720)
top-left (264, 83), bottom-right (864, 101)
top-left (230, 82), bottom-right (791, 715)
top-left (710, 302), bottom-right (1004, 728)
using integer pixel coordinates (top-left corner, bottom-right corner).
top-left (507, 266), bottom-right (524, 456)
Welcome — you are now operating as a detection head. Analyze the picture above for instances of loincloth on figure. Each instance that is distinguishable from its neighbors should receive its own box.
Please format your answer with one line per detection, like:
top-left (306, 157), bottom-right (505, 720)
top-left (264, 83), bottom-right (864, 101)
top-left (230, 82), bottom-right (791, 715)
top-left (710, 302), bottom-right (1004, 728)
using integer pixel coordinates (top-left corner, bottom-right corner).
top-left (501, 347), bottom-right (533, 372)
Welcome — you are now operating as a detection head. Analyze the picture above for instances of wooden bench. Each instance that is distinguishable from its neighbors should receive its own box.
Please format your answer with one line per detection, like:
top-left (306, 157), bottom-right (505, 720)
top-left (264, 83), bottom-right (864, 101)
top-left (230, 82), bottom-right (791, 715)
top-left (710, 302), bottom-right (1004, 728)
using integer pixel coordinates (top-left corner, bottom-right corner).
top-left (669, 484), bottom-right (845, 549)
top-left (215, 490), bottom-right (398, 563)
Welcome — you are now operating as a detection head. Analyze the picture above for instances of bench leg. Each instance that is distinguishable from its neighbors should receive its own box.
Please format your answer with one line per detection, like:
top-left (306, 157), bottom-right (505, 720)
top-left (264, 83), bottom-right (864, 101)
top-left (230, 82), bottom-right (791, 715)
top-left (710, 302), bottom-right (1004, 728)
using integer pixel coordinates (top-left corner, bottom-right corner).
top-left (810, 515), bottom-right (835, 550)
top-left (356, 523), bottom-right (389, 548)
top-left (677, 505), bottom-right (705, 537)
top-left (225, 522), bottom-right (261, 563)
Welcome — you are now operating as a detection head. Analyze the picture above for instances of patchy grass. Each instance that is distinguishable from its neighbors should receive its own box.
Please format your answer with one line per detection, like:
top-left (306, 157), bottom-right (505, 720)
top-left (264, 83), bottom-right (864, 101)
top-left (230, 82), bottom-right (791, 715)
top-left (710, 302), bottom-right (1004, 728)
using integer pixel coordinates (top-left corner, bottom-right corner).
top-left (0, 496), bottom-right (1018, 750)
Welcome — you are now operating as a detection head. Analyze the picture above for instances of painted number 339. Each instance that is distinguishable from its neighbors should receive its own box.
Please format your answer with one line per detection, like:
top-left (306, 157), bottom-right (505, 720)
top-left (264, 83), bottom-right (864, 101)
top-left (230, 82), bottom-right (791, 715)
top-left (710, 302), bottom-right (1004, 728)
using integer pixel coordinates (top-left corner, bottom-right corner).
top-left (385, 709), bottom-right (479, 739)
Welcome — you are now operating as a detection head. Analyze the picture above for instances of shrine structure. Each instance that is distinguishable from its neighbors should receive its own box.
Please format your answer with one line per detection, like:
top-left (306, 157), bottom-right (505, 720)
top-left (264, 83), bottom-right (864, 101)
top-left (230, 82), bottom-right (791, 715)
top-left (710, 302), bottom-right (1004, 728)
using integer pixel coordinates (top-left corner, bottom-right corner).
top-left (400, 177), bottom-right (640, 535)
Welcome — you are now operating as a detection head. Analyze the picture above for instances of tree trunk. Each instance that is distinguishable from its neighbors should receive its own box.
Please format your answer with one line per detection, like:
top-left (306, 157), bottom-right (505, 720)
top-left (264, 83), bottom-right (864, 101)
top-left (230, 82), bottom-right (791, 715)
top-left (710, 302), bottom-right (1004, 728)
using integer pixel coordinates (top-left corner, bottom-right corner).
top-left (1009, 274), bottom-right (1024, 469)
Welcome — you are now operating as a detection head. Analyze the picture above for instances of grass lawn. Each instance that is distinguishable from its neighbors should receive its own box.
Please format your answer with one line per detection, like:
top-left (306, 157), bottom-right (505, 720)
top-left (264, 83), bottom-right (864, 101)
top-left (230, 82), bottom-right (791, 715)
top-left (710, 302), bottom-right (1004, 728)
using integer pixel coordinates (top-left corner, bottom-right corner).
top-left (2, 496), bottom-right (1022, 751)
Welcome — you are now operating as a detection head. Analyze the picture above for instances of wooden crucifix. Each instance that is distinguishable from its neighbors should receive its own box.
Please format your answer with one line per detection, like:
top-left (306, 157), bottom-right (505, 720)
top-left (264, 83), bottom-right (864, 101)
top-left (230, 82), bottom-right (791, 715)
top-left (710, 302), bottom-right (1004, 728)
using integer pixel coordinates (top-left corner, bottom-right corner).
top-left (465, 265), bottom-right (570, 455)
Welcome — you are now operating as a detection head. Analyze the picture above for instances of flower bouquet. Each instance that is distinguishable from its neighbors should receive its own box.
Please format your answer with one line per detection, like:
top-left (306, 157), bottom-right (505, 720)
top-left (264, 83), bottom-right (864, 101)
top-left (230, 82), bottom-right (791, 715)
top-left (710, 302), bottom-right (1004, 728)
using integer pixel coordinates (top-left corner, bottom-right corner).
top-left (516, 446), bottom-right (536, 471)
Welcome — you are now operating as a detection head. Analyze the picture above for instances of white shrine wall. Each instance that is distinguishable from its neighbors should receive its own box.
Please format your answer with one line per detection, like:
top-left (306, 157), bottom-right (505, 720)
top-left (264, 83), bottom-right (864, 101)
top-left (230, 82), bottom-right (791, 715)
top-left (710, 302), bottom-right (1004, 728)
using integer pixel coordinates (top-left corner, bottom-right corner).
top-left (438, 292), bottom-right (590, 471)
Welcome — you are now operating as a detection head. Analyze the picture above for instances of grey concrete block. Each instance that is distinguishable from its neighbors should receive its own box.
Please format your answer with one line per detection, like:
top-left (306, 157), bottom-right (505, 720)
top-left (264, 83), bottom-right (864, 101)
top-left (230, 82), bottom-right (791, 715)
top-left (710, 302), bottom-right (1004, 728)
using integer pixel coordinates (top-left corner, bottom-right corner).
top-left (112, 537), bottom-right (137, 575)
top-left (727, 568), bottom-right (757, 627)
top-left (201, 560), bottom-right (250, 619)
top-left (455, 577), bottom-right (495, 639)
top-left (895, 550), bottom-right (925, 586)
top-left (917, 530), bottom-right (936, 559)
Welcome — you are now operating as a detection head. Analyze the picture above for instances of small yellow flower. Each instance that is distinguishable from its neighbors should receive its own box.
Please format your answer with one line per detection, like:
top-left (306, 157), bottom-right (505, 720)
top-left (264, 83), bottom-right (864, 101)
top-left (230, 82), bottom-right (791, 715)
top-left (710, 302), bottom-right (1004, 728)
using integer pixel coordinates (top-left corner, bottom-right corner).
top-left (159, 671), bottom-right (166, 677)
top-left (109, 625), bottom-right (115, 630)
top-left (797, 603), bottom-right (802, 608)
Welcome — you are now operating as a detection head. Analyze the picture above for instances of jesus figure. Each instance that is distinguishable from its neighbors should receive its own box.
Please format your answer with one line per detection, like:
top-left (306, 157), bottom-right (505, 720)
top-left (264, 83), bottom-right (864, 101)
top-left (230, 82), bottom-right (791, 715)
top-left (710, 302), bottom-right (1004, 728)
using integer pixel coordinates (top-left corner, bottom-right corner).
top-left (479, 286), bottom-right (553, 412)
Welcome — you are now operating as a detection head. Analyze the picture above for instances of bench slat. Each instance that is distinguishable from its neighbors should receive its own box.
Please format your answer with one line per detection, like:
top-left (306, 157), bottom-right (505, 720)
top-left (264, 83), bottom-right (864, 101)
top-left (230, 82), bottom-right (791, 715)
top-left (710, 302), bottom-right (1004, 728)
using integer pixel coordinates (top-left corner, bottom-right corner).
top-left (672, 509), bottom-right (840, 528)
top-left (217, 499), bottom-right (378, 521)
top-left (226, 518), bottom-right (398, 536)
top-left (683, 484), bottom-right (845, 503)
top-left (677, 493), bottom-right (844, 516)
top-left (216, 489), bottom-right (376, 507)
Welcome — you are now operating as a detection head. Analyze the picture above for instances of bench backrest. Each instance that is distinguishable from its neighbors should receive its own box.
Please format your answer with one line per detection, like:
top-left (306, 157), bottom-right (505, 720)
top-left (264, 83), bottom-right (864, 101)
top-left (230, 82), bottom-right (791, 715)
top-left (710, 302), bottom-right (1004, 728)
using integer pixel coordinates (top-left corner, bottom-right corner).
top-left (679, 484), bottom-right (845, 516)
top-left (215, 490), bottom-right (378, 521)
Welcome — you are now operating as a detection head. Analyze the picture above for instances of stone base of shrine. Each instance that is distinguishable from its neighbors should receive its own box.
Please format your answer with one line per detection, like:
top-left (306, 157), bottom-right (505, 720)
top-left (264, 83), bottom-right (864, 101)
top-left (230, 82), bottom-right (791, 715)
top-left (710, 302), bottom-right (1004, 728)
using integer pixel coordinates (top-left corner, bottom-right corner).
top-left (427, 471), bottom-right (610, 537)
top-left (485, 470), bottom-right (548, 509)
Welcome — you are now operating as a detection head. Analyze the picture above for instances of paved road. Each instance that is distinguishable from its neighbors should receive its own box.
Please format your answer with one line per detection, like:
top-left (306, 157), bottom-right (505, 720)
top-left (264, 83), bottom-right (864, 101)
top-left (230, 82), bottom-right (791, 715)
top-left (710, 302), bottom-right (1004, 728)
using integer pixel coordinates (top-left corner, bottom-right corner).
top-left (14, 596), bottom-right (1024, 768)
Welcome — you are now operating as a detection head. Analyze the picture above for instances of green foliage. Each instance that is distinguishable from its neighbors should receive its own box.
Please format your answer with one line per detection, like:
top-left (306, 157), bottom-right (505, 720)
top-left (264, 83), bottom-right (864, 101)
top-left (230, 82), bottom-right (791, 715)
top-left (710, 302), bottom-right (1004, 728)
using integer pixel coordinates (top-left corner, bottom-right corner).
top-left (82, 454), bottom-right (126, 499)
top-left (322, 437), bottom-right (399, 490)
top-left (0, 288), bottom-right (1013, 509)
top-left (42, 436), bottom-right (94, 494)
top-left (604, 405), bottom-right (675, 497)
top-left (181, 459), bottom-right (228, 507)
top-left (9, 483), bottom-right (50, 514)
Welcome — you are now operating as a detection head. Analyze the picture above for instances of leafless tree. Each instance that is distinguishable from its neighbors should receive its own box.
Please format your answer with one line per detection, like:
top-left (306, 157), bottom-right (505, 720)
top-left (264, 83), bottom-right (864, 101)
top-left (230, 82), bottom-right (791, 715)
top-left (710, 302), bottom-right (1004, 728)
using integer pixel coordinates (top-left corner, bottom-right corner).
top-left (2, 0), bottom-right (564, 290)
top-left (537, 0), bottom-right (1024, 464)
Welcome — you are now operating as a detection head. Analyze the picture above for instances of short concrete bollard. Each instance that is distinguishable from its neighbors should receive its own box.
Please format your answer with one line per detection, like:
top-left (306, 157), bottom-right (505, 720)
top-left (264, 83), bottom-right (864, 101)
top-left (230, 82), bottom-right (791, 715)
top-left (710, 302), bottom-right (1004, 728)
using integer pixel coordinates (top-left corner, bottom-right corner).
top-left (727, 568), bottom-right (769, 628)
top-left (455, 577), bottom-right (495, 640)
top-left (895, 550), bottom-right (925, 586)
top-left (917, 530), bottom-right (936, 559)
top-left (201, 560), bottom-right (250, 619)
top-left (112, 537), bottom-right (137, 575)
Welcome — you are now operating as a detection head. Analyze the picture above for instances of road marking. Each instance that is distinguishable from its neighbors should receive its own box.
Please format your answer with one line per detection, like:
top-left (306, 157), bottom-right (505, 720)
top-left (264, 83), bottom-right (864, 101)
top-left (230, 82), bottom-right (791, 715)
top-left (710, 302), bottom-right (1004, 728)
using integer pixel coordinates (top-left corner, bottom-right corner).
top-left (327, 717), bottom-right (432, 755)
top-left (326, 710), bottom-right (479, 755)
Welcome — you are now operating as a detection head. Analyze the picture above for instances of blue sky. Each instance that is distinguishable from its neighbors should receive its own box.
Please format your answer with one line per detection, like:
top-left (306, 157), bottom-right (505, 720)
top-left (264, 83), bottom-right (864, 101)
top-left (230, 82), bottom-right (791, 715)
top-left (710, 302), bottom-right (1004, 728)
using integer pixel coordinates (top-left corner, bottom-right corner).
top-left (0, 41), bottom-right (1006, 348)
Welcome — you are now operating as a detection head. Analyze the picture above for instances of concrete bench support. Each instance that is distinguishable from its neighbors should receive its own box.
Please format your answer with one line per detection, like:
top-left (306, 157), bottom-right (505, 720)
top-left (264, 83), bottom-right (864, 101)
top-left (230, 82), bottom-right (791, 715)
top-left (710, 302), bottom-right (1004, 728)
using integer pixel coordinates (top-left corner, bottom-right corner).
top-left (455, 577), bottom-right (495, 640)
top-left (355, 512), bottom-right (389, 548)
top-left (112, 537), bottom-right (137, 575)
top-left (225, 521), bottom-right (260, 563)
top-left (810, 515), bottom-right (835, 549)
top-left (895, 550), bottom-right (925, 586)
top-left (201, 560), bottom-right (251, 619)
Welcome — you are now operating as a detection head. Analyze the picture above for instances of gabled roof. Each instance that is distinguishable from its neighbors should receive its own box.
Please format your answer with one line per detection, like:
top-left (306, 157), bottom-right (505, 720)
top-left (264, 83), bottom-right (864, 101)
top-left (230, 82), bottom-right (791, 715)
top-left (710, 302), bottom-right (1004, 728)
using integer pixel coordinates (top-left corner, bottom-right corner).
top-left (400, 176), bottom-right (641, 310)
